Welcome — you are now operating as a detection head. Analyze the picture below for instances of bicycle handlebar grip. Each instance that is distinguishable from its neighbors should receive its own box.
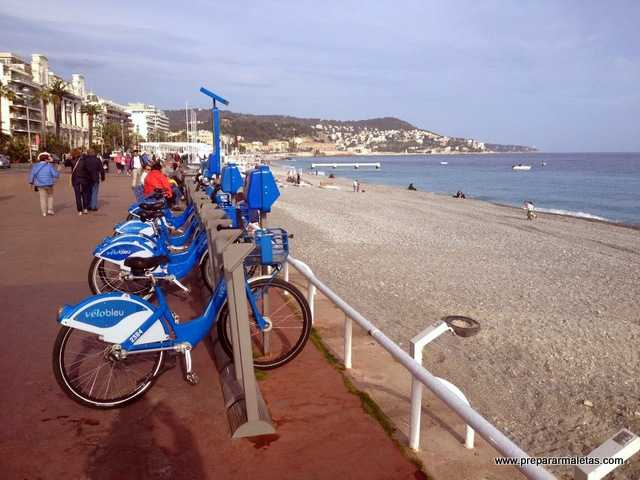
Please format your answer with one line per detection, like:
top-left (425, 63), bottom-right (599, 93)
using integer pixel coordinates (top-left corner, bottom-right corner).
top-left (216, 224), bottom-right (234, 231)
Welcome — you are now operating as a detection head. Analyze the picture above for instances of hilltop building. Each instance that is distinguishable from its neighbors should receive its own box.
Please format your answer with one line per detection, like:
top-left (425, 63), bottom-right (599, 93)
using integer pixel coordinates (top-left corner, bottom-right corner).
top-left (125, 103), bottom-right (169, 141)
top-left (197, 129), bottom-right (213, 144)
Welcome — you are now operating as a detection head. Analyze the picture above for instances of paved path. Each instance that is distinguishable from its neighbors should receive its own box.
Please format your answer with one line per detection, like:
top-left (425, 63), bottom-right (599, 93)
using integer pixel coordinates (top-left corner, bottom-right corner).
top-left (0, 168), bottom-right (422, 480)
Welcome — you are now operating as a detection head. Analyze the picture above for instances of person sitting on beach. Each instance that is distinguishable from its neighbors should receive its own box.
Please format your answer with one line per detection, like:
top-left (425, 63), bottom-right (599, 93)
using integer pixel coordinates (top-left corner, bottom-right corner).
top-left (524, 200), bottom-right (537, 220)
top-left (454, 190), bottom-right (466, 199)
top-left (408, 183), bottom-right (417, 191)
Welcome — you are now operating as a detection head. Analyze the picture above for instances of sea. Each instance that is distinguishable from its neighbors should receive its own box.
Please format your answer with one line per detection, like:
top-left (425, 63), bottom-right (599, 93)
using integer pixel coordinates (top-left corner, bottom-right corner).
top-left (281, 153), bottom-right (640, 226)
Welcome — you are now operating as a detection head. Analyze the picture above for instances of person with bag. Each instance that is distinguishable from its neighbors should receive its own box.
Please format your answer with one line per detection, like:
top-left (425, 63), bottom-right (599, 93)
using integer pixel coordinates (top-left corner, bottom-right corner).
top-left (71, 152), bottom-right (92, 215)
top-left (28, 152), bottom-right (60, 217)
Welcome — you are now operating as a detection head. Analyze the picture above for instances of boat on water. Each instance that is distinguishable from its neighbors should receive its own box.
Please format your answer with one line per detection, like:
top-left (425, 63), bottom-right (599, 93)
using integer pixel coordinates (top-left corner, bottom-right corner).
top-left (440, 161), bottom-right (448, 165)
top-left (512, 164), bottom-right (532, 171)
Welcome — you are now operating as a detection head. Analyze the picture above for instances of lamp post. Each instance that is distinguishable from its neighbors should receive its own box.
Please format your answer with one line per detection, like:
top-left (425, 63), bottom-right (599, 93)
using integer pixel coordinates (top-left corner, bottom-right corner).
top-left (121, 119), bottom-right (125, 149)
top-left (22, 89), bottom-right (33, 163)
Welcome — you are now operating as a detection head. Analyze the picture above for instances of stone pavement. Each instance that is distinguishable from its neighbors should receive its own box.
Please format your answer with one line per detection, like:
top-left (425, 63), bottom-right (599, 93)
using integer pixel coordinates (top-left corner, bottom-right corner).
top-left (0, 168), bottom-right (422, 480)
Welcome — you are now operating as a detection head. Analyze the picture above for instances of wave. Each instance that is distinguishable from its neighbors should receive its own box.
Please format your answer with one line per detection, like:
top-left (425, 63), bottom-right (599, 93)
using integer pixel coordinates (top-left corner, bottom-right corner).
top-left (536, 207), bottom-right (612, 223)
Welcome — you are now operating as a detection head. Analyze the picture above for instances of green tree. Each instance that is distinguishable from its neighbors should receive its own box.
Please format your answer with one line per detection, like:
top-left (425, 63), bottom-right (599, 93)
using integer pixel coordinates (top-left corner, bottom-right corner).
top-left (5, 136), bottom-right (30, 163)
top-left (102, 122), bottom-right (130, 150)
top-left (81, 102), bottom-right (102, 148)
top-left (0, 83), bottom-right (17, 138)
top-left (44, 134), bottom-right (70, 157)
top-left (47, 79), bottom-right (68, 139)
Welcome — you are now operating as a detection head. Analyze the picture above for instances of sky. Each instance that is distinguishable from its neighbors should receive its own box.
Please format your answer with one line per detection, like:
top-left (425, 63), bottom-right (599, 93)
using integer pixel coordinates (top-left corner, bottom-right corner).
top-left (1, 0), bottom-right (639, 151)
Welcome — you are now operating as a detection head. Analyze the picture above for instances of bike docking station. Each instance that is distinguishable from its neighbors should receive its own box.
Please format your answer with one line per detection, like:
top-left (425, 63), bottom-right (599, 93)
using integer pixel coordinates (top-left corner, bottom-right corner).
top-left (188, 191), bottom-right (275, 438)
top-left (180, 87), bottom-right (276, 438)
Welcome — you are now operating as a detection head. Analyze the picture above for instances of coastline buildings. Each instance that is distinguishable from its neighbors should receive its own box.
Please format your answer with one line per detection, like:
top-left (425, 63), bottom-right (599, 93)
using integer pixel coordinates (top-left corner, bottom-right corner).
top-left (0, 51), bottom-right (170, 156)
top-left (0, 53), bottom-right (89, 149)
top-left (125, 103), bottom-right (169, 142)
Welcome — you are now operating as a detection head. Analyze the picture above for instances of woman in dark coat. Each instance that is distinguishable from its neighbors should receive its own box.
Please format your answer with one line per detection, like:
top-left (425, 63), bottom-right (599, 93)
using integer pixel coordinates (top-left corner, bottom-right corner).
top-left (71, 152), bottom-right (92, 215)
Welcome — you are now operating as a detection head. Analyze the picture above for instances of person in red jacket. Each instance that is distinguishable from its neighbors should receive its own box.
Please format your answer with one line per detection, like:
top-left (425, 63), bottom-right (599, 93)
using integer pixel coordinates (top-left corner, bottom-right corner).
top-left (143, 162), bottom-right (173, 200)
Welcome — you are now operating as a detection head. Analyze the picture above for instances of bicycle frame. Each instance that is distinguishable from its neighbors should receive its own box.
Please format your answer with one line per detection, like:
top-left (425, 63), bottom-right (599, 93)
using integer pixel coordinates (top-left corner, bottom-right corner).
top-left (61, 275), bottom-right (270, 354)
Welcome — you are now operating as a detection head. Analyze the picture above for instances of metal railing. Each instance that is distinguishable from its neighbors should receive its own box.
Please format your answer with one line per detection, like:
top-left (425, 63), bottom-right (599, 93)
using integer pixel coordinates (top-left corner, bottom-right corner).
top-left (285, 255), bottom-right (556, 480)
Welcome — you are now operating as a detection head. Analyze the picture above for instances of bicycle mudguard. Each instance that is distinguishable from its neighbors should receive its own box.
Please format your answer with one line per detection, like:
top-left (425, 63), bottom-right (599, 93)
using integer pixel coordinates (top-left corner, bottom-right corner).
top-left (93, 235), bottom-right (157, 265)
top-left (58, 292), bottom-right (169, 345)
top-left (114, 219), bottom-right (155, 238)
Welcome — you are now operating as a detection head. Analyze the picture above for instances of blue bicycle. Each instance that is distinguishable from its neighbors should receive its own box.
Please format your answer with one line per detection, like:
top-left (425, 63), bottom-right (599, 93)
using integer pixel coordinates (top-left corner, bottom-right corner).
top-left (53, 251), bottom-right (311, 408)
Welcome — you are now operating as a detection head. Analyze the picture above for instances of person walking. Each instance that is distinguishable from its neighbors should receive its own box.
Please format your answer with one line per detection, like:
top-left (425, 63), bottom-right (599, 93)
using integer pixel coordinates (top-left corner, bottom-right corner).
top-left (71, 152), bottom-right (92, 215)
top-left (28, 152), bottom-right (60, 216)
top-left (524, 200), bottom-right (537, 220)
top-left (84, 148), bottom-right (105, 211)
top-left (131, 150), bottom-right (143, 189)
top-left (125, 151), bottom-right (133, 176)
top-left (353, 179), bottom-right (358, 192)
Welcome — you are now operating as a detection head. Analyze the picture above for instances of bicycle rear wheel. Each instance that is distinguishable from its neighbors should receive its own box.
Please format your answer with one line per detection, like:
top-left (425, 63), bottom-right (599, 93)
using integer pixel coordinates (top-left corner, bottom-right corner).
top-left (217, 277), bottom-right (311, 370)
top-left (52, 327), bottom-right (164, 408)
top-left (88, 257), bottom-right (153, 298)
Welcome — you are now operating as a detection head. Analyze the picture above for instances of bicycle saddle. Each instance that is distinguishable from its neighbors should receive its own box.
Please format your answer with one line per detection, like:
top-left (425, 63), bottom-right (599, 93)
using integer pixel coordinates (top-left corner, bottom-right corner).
top-left (140, 200), bottom-right (165, 211)
top-left (124, 255), bottom-right (169, 271)
top-left (138, 210), bottom-right (164, 222)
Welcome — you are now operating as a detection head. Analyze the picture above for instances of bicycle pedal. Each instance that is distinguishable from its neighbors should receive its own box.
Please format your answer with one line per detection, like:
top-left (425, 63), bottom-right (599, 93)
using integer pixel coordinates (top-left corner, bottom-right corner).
top-left (185, 372), bottom-right (199, 385)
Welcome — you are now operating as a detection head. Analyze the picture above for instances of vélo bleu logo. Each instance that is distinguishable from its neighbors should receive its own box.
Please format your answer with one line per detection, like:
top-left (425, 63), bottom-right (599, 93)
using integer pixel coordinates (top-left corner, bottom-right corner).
top-left (84, 308), bottom-right (126, 319)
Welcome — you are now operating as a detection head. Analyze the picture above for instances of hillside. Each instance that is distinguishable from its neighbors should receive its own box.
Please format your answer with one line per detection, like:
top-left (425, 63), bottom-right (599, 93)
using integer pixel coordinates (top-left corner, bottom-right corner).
top-left (165, 110), bottom-right (417, 142)
top-left (164, 109), bottom-right (536, 153)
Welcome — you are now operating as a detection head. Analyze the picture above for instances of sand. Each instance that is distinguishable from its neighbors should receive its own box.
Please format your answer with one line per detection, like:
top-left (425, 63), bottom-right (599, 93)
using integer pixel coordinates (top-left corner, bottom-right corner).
top-left (268, 168), bottom-right (640, 478)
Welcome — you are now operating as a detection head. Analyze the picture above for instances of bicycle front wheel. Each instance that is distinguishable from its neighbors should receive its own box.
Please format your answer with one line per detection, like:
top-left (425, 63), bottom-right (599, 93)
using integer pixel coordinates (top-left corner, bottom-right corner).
top-left (52, 327), bottom-right (164, 409)
top-left (88, 257), bottom-right (153, 298)
top-left (217, 277), bottom-right (312, 370)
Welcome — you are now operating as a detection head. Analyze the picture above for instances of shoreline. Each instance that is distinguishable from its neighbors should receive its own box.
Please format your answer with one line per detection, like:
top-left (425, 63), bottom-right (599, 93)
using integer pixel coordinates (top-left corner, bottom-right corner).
top-left (273, 161), bottom-right (640, 230)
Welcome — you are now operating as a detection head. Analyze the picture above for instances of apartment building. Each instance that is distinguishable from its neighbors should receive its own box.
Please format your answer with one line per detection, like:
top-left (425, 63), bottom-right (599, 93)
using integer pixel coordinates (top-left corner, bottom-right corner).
top-left (0, 52), bottom-right (89, 149)
top-left (0, 53), bottom-right (45, 149)
top-left (86, 93), bottom-right (132, 147)
top-left (125, 103), bottom-right (169, 141)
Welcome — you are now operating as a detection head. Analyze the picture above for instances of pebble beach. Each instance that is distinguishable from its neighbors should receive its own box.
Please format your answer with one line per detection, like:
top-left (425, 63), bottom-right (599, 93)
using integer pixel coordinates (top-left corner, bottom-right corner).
top-left (269, 167), bottom-right (640, 478)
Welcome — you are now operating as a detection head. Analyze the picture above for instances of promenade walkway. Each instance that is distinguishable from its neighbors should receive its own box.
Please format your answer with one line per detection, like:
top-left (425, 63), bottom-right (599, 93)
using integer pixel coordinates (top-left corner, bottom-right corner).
top-left (0, 168), bottom-right (421, 480)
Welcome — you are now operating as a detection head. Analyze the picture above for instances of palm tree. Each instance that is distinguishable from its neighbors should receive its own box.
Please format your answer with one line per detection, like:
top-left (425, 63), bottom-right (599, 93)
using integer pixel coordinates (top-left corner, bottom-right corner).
top-left (0, 83), bottom-right (17, 138)
top-left (33, 89), bottom-right (51, 149)
top-left (81, 102), bottom-right (101, 148)
top-left (47, 79), bottom-right (68, 139)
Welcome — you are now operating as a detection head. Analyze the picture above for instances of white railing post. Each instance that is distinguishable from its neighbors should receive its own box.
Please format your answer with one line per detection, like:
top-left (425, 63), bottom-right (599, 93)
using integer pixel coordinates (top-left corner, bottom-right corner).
top-left (410, 322), bottom-right (475, 451)
top-left (308, 283), bottom-right (316, 324)
top-left (344, 314), bottom-right (352, 369)
top-left (409, 341), bottom-right (423, 450)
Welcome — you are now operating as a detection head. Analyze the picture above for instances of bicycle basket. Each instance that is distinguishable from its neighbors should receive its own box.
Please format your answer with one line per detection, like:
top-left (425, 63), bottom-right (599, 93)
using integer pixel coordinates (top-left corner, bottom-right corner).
top-left (245, 228), bottom-right (289, 266)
